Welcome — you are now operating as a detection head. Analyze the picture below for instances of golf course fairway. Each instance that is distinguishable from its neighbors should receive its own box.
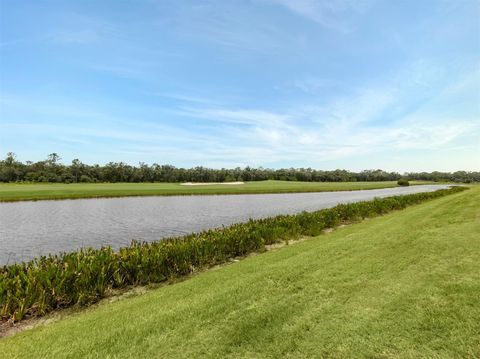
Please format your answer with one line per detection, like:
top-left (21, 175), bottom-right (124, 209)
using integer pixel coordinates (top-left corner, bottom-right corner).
top-left (0, 180), bottom-right (433, 202)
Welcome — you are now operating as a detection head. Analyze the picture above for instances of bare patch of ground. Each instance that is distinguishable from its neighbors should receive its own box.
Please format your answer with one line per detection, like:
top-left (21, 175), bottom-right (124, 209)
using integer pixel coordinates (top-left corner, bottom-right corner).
top-left (180, 182), bottom-right (245, 186)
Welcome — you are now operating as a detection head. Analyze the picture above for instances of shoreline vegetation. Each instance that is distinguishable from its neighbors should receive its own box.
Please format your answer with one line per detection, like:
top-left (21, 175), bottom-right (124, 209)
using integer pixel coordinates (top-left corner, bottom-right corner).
top-left (0, 180), bottom-right (438, 202)
top-left (0, 186), bottom-right (466, 324)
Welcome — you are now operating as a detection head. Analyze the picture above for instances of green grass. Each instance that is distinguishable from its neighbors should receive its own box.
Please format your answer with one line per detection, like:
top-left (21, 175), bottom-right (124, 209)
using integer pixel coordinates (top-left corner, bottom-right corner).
top-left (1, 187), bottom-right (478, 358)
top-left (0, 180), bottom-right (433, 202)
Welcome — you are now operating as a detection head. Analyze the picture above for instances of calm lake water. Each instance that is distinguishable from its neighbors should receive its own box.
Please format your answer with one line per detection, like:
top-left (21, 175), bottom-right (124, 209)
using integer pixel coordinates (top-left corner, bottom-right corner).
top-left (0, 185), bottom-right (452, 265)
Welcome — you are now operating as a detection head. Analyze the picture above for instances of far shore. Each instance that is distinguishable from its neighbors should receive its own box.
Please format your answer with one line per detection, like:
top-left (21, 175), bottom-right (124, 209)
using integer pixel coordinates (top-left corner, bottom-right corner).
top-left (0, 180), bottom-right (440, 203)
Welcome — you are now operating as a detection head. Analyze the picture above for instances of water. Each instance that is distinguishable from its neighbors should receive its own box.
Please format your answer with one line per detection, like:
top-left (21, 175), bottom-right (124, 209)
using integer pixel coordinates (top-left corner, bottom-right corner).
top-left (0, 185), bottom-right (452, 265)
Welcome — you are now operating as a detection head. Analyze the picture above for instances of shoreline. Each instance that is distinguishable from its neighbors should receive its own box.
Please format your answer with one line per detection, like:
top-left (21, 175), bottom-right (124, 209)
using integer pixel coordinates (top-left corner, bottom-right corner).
top-left (0, 180), bottom-right (440, 203)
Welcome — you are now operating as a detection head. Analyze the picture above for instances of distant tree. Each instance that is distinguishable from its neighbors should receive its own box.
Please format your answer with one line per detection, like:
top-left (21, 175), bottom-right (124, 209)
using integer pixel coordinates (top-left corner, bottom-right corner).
top-left (71, 159), bottom-right (83, 183)
top-left (0, 152), bottom-right (21, 181)
top-left (47, 153), bottom-right (61, 165)
top-left (5, 152), bottom-right (17, 166)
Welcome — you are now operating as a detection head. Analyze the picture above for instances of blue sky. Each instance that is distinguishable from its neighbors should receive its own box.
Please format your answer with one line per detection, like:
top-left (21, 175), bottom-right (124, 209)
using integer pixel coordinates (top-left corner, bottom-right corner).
top-left (0, 0), bottom-right (479, 172)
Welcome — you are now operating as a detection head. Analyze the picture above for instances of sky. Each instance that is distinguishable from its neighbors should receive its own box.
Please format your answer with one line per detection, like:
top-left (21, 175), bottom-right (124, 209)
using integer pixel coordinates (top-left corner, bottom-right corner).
top-left (0, 0), bottom-right (479, 172)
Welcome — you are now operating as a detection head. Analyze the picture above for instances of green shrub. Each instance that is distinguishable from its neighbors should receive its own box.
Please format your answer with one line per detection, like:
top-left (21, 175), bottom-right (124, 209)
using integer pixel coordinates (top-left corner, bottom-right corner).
top-left (0, 186), bottom-right (466, 322)
top-left (397, 179), bottom-right (410, 186)
top-left (79, 175), bottom-right (93, 183)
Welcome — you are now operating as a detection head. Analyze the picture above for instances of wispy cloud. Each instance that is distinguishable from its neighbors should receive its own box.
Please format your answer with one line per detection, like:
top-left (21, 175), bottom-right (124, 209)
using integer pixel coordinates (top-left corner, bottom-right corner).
top-left (157, 59), bottom-right (480, 167)
top-left (179, 107), bottom-right (290, 127)
top-left (156, 1), bottom-right (301, 55)
top-left (288, 77), bottom-right (343, 93)
top-left (148, 92), bottom-right (231, 106)
top-left (265, 0), bottom-right (371, 32)
top-left (47, 12), bottom-right (120, 45)
top-left (2, 54), bottom-right (478, 170)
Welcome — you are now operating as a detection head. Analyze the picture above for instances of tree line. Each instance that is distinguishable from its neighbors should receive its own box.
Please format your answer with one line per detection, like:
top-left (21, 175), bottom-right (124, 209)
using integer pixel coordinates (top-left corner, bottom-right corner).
top-left (0, 152), bottom-right (478, 183)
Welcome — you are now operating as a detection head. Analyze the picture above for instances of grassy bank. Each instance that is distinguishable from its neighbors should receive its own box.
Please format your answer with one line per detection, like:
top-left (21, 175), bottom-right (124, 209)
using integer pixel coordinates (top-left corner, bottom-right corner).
top-left (1, 186), bottom-right (478, 357)
top-left (0, 186), bottom-right (465, 324)
top-left (0, 180), bottom-right (434, 202)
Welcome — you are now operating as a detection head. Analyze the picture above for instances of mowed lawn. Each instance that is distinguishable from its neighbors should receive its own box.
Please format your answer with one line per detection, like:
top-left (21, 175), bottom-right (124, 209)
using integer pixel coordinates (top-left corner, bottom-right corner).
top-left (1, 187), bottom-right (479, 358)
top-left (0, 180), bottom-right (433, 202)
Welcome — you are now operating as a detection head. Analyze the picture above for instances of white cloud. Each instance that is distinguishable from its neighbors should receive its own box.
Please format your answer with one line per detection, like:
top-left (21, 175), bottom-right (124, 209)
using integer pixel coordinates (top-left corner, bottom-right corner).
top-left (177, 107), bottom-right (291, 128)
top-left (162, 60), bottom-right (479, 167)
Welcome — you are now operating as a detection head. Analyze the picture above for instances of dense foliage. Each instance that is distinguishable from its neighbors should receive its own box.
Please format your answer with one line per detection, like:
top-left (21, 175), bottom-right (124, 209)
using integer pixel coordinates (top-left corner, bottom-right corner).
top-left (397, 179), bottom-right (410, 186)
top-left (0, 186), bottom-right (466, 322)
top-left (1, 152), bottom-right (478, 183)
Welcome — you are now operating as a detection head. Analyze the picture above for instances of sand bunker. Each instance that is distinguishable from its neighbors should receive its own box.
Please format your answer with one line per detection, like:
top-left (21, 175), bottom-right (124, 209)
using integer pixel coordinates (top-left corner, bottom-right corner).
top-left (181, 182), bottom-right (245, 186)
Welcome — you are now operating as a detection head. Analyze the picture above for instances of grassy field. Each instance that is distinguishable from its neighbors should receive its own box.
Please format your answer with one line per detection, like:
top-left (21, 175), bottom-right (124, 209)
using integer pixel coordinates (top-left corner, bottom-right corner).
top-left (0, 180), bottom-right (433, 202)
top-left (1, 186), bottom-right (478, 358)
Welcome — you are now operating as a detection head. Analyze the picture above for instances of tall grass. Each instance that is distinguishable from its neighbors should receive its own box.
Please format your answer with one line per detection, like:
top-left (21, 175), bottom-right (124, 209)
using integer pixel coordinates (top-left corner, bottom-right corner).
top-left (0, 186), bottom-right (466, 322)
